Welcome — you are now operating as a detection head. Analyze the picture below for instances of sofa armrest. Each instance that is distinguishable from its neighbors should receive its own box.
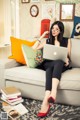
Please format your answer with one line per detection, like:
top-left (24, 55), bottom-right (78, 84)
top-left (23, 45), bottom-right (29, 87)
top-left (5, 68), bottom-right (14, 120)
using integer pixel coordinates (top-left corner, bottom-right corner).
top-left (0, 58), bottom-right (21, 90)
top-left (71, 38), bottom-right (80, 68)
top-left (0, 58), bottom-right (21, 69)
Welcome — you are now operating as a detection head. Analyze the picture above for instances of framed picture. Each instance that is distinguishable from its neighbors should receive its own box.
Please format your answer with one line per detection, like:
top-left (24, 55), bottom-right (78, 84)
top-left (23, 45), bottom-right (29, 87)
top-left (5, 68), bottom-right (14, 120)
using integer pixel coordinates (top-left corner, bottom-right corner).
top-left (21, 0), bottom-right (30, 3)
top-left (31, 0), bottom-right (40, 2)
top-left (45, 0), bottom-right (53, 1)
top-left (42, 4), bottom-right (55, 19)
top-left (60, 3), bottom-right (75, 21)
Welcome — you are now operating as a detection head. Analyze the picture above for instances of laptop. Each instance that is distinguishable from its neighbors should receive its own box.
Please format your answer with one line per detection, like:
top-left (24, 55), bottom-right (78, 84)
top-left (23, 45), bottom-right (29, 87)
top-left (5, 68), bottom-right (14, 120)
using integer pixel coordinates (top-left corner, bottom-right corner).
top-left (43, 44), bottom-right (68, 62)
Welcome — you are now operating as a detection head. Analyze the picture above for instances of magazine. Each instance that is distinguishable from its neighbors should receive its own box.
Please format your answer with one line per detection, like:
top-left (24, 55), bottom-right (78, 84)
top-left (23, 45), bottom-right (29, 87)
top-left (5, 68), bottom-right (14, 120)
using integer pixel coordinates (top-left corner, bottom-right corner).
top-left (2, 102), bottom-right (28, 120)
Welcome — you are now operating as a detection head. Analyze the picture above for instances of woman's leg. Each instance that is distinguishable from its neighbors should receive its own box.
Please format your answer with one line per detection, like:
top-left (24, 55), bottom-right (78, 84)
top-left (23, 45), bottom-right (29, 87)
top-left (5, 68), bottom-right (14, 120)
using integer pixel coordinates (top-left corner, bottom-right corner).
top-left (46, 67), bottom-right (53, 90)
top-left (38, 60), bottom-right (54, 113)
top-left (38, 60), bottom-right (64, 114)
top-left (51, 78), bottom-right (59, 99)
top-left (44, 60), bottom-right (64, 100)
top-left (50, 60), bottom-right (64, 100)
top-left (38, 67), bottom-right (53, 113)
top-left (39, 90), bottom-right (50, 113)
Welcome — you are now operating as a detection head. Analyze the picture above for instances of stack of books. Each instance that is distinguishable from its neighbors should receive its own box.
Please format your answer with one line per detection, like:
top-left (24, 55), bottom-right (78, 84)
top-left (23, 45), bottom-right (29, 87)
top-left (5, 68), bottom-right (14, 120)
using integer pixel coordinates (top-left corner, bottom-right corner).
top-left (1, 86), bottom-right (24, 105)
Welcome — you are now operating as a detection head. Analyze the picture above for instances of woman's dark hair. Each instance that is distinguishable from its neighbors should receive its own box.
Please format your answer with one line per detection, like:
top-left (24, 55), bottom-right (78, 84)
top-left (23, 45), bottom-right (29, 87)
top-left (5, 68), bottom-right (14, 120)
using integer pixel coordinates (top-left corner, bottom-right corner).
top-left (49, 21), bottom-right (64, 44)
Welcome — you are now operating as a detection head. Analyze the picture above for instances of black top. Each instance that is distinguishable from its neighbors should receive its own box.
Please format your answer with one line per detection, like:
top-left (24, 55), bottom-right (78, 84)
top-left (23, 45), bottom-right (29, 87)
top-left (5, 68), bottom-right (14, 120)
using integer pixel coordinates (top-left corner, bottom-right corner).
top-left (46, 37), bottom-right (68, 48)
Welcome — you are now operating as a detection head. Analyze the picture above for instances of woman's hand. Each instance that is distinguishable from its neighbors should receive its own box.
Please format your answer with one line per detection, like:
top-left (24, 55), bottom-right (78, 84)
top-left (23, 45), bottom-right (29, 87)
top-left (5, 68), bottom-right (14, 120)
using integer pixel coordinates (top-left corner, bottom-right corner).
top-left (65, 58), bottom-right (69, 66)
top-left (43, 31), bottom-right (49, 36)
top-left (39, 31), bottom-right (49, 41)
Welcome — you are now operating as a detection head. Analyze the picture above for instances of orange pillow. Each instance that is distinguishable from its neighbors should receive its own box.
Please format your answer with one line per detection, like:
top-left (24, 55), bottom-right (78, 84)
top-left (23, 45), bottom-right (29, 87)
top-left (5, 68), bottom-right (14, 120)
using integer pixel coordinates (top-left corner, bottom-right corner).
top-left (8, 37), bottom-right (36, 64)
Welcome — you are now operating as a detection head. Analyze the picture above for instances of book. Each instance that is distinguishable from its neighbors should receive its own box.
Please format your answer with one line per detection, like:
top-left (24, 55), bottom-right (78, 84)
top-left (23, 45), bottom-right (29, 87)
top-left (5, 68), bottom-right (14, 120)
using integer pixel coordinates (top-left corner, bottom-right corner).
top-left (2, 94), bottom-right (22, 103)
top-left (7, 96), bottom-right (21, 100)
top-left (8, 97), bottom-right (22, 103)
top-left (1, 86), bottom-right (21, 98)
top-left (1, 96), bottom-right (24, 106)
top-left (2, 102), bottom-right (28, 120)
top-left (2, 93), bottom-right (21, 99)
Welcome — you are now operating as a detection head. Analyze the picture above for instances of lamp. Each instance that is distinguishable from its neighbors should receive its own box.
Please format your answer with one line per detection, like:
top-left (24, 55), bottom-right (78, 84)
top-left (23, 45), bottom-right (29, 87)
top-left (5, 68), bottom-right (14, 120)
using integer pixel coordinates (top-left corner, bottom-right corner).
top-left (56, 0), bottom-right (80, 3)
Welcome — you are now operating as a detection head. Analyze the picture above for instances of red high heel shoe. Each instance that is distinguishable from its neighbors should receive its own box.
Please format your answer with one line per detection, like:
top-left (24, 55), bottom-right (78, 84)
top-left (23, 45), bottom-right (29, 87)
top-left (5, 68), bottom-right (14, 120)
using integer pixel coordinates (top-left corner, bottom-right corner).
top-left (37, 104), bottom-right (51, 117)
top-left (48, 96), bottom-right (55, 103)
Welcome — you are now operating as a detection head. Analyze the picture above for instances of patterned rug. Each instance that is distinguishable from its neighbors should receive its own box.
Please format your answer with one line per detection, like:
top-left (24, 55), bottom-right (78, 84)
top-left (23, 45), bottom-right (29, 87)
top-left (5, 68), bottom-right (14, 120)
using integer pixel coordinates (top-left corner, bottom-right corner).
top-left (1, 98), bottom-right (80, 120)
top-left (19, 98), bottom-right (80, 120)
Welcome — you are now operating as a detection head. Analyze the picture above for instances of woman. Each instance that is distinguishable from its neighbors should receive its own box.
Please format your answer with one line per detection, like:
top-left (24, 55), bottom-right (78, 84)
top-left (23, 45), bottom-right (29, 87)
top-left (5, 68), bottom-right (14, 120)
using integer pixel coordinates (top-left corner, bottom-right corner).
top-left (34, 21), bottom-right (71, 117)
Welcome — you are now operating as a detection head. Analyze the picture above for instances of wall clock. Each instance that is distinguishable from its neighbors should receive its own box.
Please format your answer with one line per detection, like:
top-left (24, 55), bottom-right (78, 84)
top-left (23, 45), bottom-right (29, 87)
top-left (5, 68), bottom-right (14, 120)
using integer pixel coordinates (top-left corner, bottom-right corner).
top-left (30, 5), bottom-right (39, 17)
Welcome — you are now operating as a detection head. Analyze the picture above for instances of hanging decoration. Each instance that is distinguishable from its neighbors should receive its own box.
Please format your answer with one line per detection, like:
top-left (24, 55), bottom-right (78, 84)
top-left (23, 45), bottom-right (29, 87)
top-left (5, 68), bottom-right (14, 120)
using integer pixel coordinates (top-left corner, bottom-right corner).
top-left (56, 0), bottom-right (80, 3)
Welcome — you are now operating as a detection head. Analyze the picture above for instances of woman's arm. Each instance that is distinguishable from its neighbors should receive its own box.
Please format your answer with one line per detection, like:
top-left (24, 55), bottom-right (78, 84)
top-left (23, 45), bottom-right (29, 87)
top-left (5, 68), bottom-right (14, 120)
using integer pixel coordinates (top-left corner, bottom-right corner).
top-left (32, 31), bottom-right (49, 50)
top-left (36, 40), bottom-right (46, 50)
top-left (38, 31), bottom-right (49, 41)
top-left (65, 38), bottom-right (71, 66)
top-left (67, 38), bottom-right (71, 58)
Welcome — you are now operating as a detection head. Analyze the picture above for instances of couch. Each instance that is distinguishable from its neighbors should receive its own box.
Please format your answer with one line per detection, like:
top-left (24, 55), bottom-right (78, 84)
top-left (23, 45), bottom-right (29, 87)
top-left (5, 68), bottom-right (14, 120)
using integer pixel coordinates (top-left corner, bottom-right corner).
top-left (0, 38), bottom-right (80, 106)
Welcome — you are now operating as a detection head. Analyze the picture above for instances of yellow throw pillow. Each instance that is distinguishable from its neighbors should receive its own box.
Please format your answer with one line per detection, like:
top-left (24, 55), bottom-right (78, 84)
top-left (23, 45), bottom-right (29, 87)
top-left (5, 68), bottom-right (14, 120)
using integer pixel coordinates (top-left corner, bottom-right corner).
top-left (8, 37), bottom-right (36, 64)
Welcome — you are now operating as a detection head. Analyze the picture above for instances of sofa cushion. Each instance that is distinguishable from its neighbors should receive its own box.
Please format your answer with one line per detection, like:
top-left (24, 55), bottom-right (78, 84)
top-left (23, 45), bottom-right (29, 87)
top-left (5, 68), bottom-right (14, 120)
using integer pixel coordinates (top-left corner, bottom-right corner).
top-left (4, 66), bottom-right (80, 91)
top-left (22, 44), bottom-right (43, 68)
top-left (59, 68), bottom-right (80, 90)
top-left (4, 66), bottom-right (45, 86)
top-left (71, 38), bottom-right (80, 67)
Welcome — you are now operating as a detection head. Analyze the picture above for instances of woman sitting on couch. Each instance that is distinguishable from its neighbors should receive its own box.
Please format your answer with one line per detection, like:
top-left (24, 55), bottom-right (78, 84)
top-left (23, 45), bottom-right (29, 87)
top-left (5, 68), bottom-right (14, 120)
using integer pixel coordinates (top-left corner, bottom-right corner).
top-left (33, 21), bottom-right (71, 117)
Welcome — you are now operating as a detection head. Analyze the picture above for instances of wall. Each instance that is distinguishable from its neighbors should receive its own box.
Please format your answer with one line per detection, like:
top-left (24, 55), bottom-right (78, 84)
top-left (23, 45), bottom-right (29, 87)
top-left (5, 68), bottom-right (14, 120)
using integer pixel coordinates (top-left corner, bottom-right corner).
top-left (0, 0), bottom-right (5, 43)
top-left (0, 0), bottom-right (20, 44)
top-left (0, 0), bottom-right (11, 44)
top-left (19, 0), bottom-right (80, 40)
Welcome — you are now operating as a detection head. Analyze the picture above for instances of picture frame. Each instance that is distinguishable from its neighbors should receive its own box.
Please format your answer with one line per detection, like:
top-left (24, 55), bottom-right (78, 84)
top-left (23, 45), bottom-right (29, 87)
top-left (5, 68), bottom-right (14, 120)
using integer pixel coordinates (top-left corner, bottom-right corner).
top-left (21, 0), bottom-right (30, 3)
top-left (60, 3), bottom-right (75, 21)
top-left (42, 4), bottom-right (55, 19)
top-left (45, 0), bottom-right (53, 1)
top-left (45, 0), bottom-right (54, 1)
top-left (31, 0), bottom-right (40, 2)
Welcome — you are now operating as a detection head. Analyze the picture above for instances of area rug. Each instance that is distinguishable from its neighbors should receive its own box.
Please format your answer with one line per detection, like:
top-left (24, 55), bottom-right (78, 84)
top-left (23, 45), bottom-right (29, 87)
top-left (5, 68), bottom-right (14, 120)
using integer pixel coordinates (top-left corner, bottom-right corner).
top-left (18, 98), bottom-right (80, 120)
top-left (0, 97), bottom-right (80, 120)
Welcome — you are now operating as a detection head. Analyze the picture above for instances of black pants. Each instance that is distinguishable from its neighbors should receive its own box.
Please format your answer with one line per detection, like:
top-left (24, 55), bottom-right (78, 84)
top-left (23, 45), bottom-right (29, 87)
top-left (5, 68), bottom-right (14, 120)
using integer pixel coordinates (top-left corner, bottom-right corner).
top-left (37, 59), bottom-right (70, 91)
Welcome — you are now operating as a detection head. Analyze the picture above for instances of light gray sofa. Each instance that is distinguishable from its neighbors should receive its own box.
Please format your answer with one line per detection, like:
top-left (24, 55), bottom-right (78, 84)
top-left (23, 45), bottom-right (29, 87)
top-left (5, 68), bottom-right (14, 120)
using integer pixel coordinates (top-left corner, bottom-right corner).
top-left (0, 38), bottom-right (80, 106)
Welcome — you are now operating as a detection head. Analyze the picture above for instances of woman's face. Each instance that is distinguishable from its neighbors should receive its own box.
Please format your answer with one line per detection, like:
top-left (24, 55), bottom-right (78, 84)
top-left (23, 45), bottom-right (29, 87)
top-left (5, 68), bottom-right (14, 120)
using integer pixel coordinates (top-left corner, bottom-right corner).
top-left (51, 24), bottom-right (60, 37)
